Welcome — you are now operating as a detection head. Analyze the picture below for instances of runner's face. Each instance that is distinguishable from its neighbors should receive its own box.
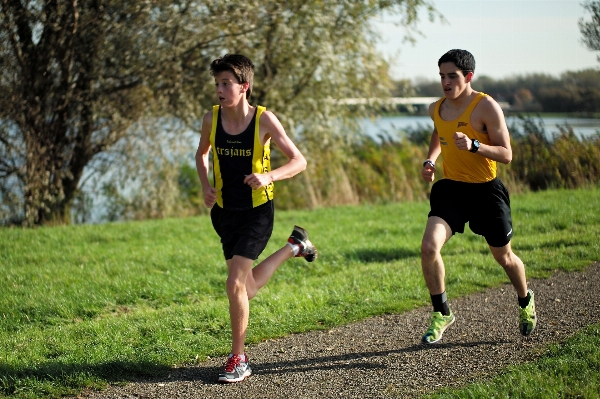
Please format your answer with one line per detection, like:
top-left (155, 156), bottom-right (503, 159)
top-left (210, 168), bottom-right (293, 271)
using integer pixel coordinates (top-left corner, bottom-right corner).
top-left (214, 71), bottom-right (247, 106)
top-left (439, 62), bottom-right (472, 100)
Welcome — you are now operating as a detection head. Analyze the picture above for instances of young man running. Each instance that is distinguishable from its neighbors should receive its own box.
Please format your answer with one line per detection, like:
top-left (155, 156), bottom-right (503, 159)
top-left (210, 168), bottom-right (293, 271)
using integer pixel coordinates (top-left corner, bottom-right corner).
top-left (195, 54), bottom-right (317, 382)
top-left (419, 49), bottom-right (536, 344)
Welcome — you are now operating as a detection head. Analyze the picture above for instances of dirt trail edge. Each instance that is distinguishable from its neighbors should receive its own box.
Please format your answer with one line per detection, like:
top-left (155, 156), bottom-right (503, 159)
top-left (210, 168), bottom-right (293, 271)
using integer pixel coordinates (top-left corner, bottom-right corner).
top-left (80, 263), bottom-right (600, 399)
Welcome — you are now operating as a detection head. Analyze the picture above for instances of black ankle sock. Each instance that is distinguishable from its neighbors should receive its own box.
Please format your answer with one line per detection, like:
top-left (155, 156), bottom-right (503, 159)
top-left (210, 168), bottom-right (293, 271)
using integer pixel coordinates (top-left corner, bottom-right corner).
top-left (518, 292), bottom-right (531, 308)
top-left (431, 292), bottom-right (451, 316)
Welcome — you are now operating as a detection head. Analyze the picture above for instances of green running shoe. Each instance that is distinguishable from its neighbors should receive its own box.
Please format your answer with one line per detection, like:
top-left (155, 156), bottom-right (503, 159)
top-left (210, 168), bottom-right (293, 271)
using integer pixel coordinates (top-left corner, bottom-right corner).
top-left (519, 288), bottom-right (537, 336)
top-left (422, 311), bottom-right (455, 344)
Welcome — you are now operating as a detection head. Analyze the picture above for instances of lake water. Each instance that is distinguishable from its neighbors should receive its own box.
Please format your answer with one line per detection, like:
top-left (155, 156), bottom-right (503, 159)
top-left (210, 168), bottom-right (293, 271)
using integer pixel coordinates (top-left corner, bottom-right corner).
top-left (79, 114), bottom-right (600, 224)
top-left (361, 115), bottom-right (600, 141)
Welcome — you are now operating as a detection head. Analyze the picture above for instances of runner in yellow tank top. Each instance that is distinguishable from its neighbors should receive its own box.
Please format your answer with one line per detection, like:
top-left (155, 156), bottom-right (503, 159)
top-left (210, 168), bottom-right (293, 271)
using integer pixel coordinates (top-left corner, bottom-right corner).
top-left (418, 49), bottom-right (537, 345)
top-left (432, 92), bottom-right (496, 183)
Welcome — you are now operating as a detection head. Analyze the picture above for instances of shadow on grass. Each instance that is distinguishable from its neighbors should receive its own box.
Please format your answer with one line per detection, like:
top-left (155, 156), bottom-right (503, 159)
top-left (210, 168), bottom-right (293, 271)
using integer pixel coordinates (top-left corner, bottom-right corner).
top-left (344, 247), bottom-right (420, 263)
top-left (516, 237), bottom-right (588, 251)
top-left (0, 361), bottom-right (172, 395)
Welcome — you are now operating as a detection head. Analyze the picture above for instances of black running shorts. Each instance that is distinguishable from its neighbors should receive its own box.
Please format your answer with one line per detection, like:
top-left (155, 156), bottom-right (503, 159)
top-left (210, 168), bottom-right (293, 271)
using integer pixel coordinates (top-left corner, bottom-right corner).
top-left (210, 201), bottom-right (274, 260)
top-left (428, 178), bottom-right (514, 248)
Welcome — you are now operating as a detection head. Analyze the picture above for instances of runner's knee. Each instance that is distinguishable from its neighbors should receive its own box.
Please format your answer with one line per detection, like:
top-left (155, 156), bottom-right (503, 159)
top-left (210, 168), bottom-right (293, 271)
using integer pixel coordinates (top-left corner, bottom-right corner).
top-left (226, 277), bottom-right (246, 297)
top-left (421, 238), bottom-right (440, 260)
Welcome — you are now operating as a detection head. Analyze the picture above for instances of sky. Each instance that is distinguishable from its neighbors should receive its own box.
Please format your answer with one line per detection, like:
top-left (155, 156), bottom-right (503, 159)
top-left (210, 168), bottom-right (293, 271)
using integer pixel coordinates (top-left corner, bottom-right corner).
top-left (376, 0), bottom-right (600, 82)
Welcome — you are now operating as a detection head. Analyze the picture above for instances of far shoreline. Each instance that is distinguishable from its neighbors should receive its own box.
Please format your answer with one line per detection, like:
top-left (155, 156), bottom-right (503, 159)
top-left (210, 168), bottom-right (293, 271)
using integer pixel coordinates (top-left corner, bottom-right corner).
top-left (375, 111), bottom-right (600, 119)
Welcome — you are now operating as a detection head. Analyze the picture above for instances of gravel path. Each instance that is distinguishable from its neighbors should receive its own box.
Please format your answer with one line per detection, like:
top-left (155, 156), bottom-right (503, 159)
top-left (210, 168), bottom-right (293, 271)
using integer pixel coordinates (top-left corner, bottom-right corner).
top-left (79, 262), bottom-right (600, 399)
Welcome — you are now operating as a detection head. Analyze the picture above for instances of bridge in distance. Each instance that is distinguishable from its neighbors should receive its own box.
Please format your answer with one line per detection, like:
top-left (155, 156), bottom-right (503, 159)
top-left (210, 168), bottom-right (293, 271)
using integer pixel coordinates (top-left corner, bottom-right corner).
top-left (340, 97), bottom-right (511, 111)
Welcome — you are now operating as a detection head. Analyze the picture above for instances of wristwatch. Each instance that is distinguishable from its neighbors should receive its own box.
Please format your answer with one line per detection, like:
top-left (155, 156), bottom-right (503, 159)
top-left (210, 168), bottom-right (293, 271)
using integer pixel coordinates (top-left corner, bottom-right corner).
top-left (469, 139), bottom-right (480, 153)
top-left (422, 160), bottom-right (435, 168)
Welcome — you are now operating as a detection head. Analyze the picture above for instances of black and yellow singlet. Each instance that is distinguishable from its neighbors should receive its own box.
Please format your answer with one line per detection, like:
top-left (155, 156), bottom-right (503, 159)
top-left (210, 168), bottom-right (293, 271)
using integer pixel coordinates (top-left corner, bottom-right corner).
top-left (210, 105), bottom-right (274, 210)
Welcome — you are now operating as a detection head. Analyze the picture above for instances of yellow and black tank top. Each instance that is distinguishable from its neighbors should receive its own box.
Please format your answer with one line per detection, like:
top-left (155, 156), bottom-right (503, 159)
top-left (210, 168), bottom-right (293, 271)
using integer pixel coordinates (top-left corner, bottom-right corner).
top-left (433, 92), bottom-right (497, 183)
top-left (210, 105), bottom-right (274, 210)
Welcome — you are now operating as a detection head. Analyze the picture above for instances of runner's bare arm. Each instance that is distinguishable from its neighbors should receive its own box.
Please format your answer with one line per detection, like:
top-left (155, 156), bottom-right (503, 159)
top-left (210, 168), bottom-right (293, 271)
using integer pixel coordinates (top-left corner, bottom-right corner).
top-left (243, 111), bottom-right (307, 189)
top-left (422, 102), bottom-right (442, 182)
top-left (195, 111), bottom-right (217, 207)
top-left (456, 97), bottom-right (512, 164)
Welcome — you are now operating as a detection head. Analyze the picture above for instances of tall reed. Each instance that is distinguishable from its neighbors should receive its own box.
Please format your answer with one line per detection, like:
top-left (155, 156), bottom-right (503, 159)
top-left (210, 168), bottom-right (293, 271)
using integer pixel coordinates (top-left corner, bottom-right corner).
top-left (169, 117), bottom-right (600, 217)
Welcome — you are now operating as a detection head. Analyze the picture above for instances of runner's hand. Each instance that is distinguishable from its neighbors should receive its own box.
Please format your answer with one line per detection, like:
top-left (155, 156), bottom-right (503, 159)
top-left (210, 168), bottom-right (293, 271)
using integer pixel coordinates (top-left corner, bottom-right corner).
top-left (453, 132), bottom-right (472, 151)
top-left (203, 187), bottom-right (217, 208)
top-left (244, 173), bottom-right (273, 190)
top-left (422, 162), bottom-right (435, 182)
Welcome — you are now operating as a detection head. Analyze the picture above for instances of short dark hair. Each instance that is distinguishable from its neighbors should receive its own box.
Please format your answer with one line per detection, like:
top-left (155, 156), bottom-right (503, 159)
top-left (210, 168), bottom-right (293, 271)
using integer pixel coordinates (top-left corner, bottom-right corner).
top-left (210, 54), bottom-right (254, 99)
top-left (438, 49), bottom-right (475, 76)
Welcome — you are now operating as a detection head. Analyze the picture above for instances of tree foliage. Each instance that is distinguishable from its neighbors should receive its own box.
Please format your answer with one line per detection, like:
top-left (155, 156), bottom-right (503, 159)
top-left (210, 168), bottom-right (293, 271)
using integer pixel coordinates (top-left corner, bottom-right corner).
top-left (580, 0), bottom-right (600, 57)
top-left (0, 0), bottom-right (438, 226)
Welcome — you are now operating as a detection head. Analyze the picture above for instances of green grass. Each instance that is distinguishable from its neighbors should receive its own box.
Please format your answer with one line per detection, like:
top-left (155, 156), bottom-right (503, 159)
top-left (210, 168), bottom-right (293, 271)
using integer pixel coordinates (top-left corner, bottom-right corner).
top-left (1, 187), bottom-right (599, 398)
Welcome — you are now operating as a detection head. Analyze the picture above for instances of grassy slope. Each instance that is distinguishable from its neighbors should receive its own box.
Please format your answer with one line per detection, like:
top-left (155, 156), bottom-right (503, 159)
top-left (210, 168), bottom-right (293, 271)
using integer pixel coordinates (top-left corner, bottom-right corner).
top-left (0, 187), bottom-right (599, 398)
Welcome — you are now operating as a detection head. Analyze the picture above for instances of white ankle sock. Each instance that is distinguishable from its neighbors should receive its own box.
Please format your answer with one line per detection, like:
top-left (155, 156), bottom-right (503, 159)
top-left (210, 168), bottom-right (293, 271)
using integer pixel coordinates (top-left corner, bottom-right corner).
top-left (287, 242), bottom-right (300, 256)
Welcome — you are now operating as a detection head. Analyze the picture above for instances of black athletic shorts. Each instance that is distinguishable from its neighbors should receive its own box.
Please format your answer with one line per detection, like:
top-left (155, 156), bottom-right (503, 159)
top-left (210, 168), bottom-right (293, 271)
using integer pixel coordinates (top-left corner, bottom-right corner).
top-left (428, 178), bottom-right (514, 247)
top-left (210, 201), bottom-right (274, 260)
